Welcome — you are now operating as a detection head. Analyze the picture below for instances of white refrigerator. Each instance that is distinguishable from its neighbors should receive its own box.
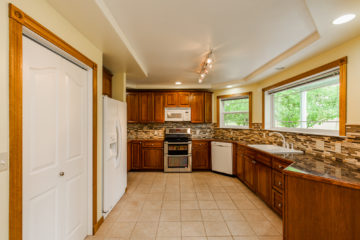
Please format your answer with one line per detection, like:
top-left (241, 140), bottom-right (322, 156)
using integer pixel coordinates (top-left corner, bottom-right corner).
top-left (103, 96), bottom-right (127, 217)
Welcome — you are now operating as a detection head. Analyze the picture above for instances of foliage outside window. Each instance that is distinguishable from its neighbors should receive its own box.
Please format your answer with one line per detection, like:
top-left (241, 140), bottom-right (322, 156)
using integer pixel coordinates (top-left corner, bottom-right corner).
top-left (269, 70), bottom-right (340, 133)
top-left (220, 97), bottom-right (250, 128)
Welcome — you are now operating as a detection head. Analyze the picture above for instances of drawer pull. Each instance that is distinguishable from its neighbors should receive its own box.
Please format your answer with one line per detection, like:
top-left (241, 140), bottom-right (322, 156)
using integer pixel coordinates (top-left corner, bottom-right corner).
top-left (252, 160), bottom-right (256, 164)
top-left (278, 181), bottom-right (282, 186)
top-left (278, 203), bottom-right (282, 208)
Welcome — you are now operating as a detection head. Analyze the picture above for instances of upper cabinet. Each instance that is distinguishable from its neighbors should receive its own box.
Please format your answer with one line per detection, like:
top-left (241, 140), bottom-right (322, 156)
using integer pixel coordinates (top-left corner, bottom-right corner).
top-left (126, 92), bottom-right (139, 123)
top-left (102, 67), bottom-right (113, 97)
top-left (190, 92), bottom-right (205, 123)
top-left (127, 90), bottom-right (212, 123)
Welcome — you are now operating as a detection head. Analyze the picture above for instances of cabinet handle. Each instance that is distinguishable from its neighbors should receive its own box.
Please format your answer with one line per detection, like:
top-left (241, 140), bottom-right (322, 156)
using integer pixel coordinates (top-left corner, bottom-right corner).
top-left (252, 160), bottom-right (256, 164)
top-left (278, 203), bottom-right (282, 208)
top-left (278, 181), bottom-right (282, 186)
top-left (278, 164), bottom-right (283, 169)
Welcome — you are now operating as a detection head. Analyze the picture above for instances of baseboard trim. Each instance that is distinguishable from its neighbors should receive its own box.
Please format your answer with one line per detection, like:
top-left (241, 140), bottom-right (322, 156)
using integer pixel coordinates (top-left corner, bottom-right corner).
top-left (93, 216), bottom-right (104, 234)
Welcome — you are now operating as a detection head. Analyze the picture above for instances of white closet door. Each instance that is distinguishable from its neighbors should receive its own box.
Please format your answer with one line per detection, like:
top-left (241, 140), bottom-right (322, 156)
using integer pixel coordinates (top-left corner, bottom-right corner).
top-left (23, 36), bottom-right (88, 240)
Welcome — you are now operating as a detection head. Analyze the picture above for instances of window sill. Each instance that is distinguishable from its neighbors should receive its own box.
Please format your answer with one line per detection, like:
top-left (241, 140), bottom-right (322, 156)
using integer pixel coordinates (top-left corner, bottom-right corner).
top-left (219, 126), bottom-right (250, 130)
top-left (265, 128), bottom-right (345, 138)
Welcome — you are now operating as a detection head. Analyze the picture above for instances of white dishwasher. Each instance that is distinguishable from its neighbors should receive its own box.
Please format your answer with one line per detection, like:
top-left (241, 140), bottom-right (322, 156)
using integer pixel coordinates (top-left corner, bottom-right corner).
top-left (211, 142), bottom-right (233, 175)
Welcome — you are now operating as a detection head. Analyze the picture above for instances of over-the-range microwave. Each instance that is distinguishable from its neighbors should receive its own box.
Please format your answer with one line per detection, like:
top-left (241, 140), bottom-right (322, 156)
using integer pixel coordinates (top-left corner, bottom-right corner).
top-left (165, 107), bottom-right (191, 122)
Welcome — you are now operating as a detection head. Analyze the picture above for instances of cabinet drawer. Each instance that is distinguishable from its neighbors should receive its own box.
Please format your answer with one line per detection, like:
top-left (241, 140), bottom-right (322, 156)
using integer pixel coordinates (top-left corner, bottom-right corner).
top-left (245, 149), bottom-right (256, 159)
top-left (272, 158), bottom-right (291, 172)
top-left (272, 189), bottom-right (283, 216)
top-left (142, 141), bottom-right (163, 148)
top-left (256, 153), bottom-right (271, 166)
top-left (193, 141), bottom-right (209, 148)
top-left (272, 170), bottom-right (284, 192)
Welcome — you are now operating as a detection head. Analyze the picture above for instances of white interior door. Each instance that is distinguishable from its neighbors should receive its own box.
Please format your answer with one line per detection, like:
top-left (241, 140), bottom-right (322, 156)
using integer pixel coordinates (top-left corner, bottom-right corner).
top-left (23, 36), bottom-right (89, 240)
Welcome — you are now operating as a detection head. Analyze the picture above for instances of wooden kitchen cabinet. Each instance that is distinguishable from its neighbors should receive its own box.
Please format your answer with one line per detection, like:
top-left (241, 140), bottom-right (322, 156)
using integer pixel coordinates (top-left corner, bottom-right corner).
top-left (243, 155), bottom-right (256, 191)
top-left (165, 92), bottom-right (178, 107)
top-left (204, 92), bottom-right (212, 123)
top-left (130, 141), bottom-right (142, 170)
top-left (126, 92), bottom-right (139, 123)
top-left (139, 92), bottom-right (154, 122)
top-left (154, 93), bottom-right (165, 122)
top-left (142, 148), bottom-right (163, 169)
top-left (255, 161), bottom-right (272, 204)
top-left (190, 92), bottom-right (205, 123)
top-left (236, 145), bottom-right (245, 180)
top-left (102, 67), bottom-right (113, 97)
top-left (127, 142), bottom-right (132, 172)
top-left (192, 141), bottom-right (210, 170)
top-left (178, 92), bottom-right (190, 107)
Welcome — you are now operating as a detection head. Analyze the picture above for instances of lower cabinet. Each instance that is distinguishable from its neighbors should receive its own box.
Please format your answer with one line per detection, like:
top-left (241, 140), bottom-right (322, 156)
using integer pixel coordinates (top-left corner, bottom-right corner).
top-left (255, 162), bottom-right (272, 204)
top-left (192, 141), bottom-right (210, 170)
top-left (236, 145), bottom-right (245, 180)
top-left (128, 140), bottom-right (164, 170)
top-left (243, 155), bottom-right (256, 191)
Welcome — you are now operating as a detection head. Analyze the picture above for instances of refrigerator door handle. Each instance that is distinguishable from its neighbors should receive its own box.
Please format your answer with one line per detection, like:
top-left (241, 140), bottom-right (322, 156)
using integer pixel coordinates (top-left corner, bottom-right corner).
top-left (114, 121), bottom-right (121, 168)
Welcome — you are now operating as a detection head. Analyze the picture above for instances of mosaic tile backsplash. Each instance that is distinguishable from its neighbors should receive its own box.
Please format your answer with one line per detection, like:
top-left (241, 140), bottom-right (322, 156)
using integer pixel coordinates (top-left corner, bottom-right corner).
top-left (128, 122), bottom-right (360, 167)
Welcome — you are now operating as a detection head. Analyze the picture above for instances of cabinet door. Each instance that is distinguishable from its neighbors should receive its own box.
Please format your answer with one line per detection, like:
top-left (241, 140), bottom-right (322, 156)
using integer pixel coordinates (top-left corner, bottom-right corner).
top-left (255, 162), bottom-right (272, 204)
top-left (192, 141), bottom-right (210, 170)
top-left (154, 93), bottom-right (165, 123)
top-left (204, 92), bottom-right (212, 123)
top-left (127, 142), bottom-right (131, 172)
top-left (243, 156), bottom-right (255, 191)
top-left (126, 92), bottom-right (139, 123)
top-left (139, 92), bottom-right (154, 122)
top-left (102, 68), bottom-right (112, 97)
top-left (165, 92), bottom-right (178, 107)
top-left (131, 142), bottom-right (142, 170)
top-left (178, 92), bottom-right (190, 107)
top-left (236, 146), bottom-right (244, 180)
top-left (190, 92), bottom-right (205, 123)
top-left (142, 148), bottom-right (164, 170)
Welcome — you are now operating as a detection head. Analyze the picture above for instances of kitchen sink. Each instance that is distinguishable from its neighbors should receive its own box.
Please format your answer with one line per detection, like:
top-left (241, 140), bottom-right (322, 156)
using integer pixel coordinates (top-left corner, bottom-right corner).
top-left (248, 144), bottom-right (303, 154)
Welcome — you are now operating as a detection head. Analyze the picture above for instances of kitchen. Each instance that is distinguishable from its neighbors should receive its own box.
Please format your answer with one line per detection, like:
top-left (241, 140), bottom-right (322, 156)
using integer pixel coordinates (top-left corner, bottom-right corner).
top-left (1, 0), bottom-right (360, 240)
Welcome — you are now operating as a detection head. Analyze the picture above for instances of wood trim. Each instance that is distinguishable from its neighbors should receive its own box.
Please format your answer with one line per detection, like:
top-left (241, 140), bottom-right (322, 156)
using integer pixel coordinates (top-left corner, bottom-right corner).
top-left (9, 3), bottom-right (98, 239)
top-left (216, 92), bottom-right (253, 128)
top-left (261, 57), bottom-right (348, 135)
top-left (93, 216), bottom-right (104, 234)
top-left (9, 16), bottom-right (23, 240)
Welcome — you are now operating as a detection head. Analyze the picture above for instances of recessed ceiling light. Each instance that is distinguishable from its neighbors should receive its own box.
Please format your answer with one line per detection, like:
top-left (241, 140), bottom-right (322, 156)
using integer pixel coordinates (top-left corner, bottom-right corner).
top-left (276, 66), bottom-right (285, 71)
top-left (175, 82), bottom-right (182, 85)
top-left (332, 14), bottom-right (356, 25)
top-left (226, 85), bottom-right (232, 88)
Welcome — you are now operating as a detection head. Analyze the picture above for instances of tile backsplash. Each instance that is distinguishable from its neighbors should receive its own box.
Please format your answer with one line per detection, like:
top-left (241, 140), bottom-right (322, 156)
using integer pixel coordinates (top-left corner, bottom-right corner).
top-left (128, 122), bottom-right (360, 167)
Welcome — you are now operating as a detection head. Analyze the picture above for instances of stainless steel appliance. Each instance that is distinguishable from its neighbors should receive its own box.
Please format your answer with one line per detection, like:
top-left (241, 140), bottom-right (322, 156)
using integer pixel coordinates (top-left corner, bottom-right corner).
top-left (165, 107), bottom-right (191, 122)
top-left (164, 128), bottom-right (192, 172)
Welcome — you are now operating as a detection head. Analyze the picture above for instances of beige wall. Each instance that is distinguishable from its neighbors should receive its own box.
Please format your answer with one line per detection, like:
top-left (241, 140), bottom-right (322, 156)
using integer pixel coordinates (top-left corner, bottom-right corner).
top-left (213, 34), bottom-right (360, 125)
top-left (112, 72), bottom-right (127, 102)
top-left (0, 0), bottom-right (105, 239)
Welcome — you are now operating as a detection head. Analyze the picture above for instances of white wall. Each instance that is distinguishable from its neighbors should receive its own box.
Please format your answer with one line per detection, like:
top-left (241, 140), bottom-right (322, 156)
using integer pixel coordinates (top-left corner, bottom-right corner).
top-left (0, 0), bottom-right (104, 239)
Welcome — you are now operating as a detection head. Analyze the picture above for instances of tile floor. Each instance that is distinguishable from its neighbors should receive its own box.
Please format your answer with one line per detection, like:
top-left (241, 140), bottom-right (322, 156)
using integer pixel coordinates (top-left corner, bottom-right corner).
top-left (87, 172), bottom-right (283, 240)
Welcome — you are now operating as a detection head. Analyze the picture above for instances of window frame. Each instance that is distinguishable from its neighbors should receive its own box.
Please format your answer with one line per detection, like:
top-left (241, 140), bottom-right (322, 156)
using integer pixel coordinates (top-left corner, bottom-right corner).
top-left (217, 92), bottom-right (253, 129)
top-left (262, 57), bottom-right (347, 136)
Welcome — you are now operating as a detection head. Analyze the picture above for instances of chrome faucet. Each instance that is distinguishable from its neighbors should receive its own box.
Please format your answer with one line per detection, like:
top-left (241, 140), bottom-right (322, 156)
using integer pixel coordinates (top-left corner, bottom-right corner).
top-left (269, 132), bottom-right (289, 149)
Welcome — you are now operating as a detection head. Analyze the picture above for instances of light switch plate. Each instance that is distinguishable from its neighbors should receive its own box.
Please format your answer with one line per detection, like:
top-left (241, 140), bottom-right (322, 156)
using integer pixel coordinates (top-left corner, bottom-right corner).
top-left (316, 140), bottom-right (324, 150)
top-left (0, 152), bottom-right (9, 172)
top-left (335, 143), bottom-right (342, 153)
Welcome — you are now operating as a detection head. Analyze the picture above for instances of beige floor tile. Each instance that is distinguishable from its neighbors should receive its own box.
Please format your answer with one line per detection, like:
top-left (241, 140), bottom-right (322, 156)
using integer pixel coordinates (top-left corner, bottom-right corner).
top-left (241, 210), bottom-right (268, 222)
top-left (94, 221), bottom-right (113, 237)
top-left (224, 186), bottom-right (241, 193)
top-left (234, 199), bottom-right (257, 210)
top-left (181, 200), bottom-right (199, 210)
top-left (203, 221), bottom-right (231, 236)
top-left (207, 237), bottom-right (233, 240)
top-left (143, 200), bottom-right (163, 210)
top-left (212, 192), bottom-right (231, 201)
top-left (181, 222), bottom-right (206, 236)
top-left (233, 237), bottom-right (259, 240)
top-left (123, 200), bottom-right (144, 210)
top-left (181, 209), bottom-right (202, 221)
top-left (181, 192), bottom-right (197, 200)
top-left (164, 192), bottom-right (180, 201)
top-left (148, 192), bottom-right (164, 200)
top-left (200, 210), bottom-right (223, 221)
top-left (196, 191), bottom-right (214, 200)
top-left (228, 192), bottom-right (248, 201)
top-left (157, 222), bottom-right (182, 237)
top-left (209, 186), bottom-right (226, 193)
top-left (181, 237), bottom-right (207, 240)
top-left (221, 210), bottom-right (245, 221)
top-left (163, 200), bottom-right (181, 210)
top-left (117, 208), bottom-right (141, 222)
top-left (107, 221), bottom-right (136, 238)
top-left (257, 237), bottom-right (282, 240)
top-left (156, 237), bottom-right (181, 240)
top-left (247, 221), bottom-right (281, 236)
top-left (216, 200), bottom-right (237, 210)
top-left (160, 210), bottom-right (181, 221)
top-left (138, 209), bottom-right (161, 222)
top-left (195, 184), bottom-right (210, 191)
top-left (226, 221), bottom-right (256, 236)
top-left (199, 201), bottom-right (218, 210)
top-left (130, 222), bottom-right (158, 239)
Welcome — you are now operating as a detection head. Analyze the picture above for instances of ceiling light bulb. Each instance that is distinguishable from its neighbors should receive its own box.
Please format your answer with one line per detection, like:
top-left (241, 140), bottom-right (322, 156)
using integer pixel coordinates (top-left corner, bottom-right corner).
top-left (198, 79), bottom-right (203, 83)
top-left (175, 81), bottom-right (182, 85)
top-left (206, 58), bottom-right (213, 64)
top-left (332, 14), bottom-right (356, 25)
top-left (208, 64), bottom-right (213, 69)
top-left (200, 73), bottom-right (206, 78)
top-left (226, 85), bottom-right (232, 88)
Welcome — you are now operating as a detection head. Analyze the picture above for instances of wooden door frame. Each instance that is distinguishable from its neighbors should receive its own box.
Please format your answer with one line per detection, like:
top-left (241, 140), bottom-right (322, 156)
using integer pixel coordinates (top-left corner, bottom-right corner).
top-left (9, 4), bottom-right (100, 239)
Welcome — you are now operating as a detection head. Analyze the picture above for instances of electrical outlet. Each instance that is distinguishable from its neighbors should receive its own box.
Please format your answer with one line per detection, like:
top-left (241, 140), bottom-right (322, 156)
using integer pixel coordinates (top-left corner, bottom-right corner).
top-left (196, 129), bottom-right (200, 135)
top-left (316, 140), bottom-right (324, 150)
top-left (0, 152), bottom-right (9, 172)
top-left (335, 143), bottom-right (342, 153)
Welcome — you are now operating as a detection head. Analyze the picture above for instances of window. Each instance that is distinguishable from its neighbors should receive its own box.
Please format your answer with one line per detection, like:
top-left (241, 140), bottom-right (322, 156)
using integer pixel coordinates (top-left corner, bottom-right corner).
top-left (217, 92), bottom-right (252, 128)
top-left (263, 57), bottom-right (347, 135)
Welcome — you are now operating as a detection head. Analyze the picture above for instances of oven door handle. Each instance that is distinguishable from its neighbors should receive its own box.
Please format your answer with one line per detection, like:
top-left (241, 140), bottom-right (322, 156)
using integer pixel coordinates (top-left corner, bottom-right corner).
top-left (165, 142), bottom-right (192, 145)
top-left (165, 154), bottom-right (192, 157)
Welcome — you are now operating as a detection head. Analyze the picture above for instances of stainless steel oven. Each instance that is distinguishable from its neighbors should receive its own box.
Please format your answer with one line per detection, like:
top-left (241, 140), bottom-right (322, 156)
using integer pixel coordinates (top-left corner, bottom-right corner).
top-left (164, 128), bottom-right (192, 172)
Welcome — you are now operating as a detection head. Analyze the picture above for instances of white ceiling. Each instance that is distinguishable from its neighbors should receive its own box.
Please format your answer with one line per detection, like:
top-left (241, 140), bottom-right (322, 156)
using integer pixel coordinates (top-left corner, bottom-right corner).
top-left (48, 0), bottom-right (360, 89)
